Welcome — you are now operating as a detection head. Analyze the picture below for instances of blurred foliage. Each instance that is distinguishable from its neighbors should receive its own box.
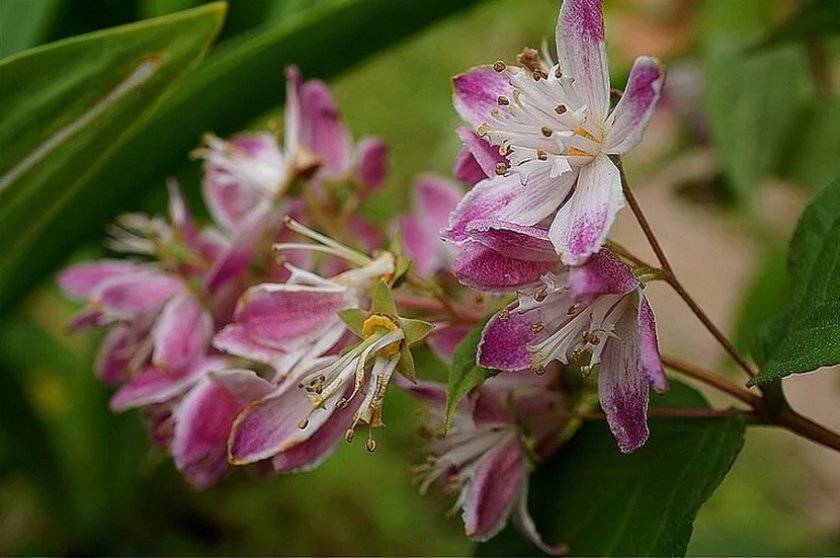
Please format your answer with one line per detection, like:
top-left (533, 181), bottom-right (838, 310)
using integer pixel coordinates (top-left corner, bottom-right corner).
top-left (1, 0), bottom-right (840, 555)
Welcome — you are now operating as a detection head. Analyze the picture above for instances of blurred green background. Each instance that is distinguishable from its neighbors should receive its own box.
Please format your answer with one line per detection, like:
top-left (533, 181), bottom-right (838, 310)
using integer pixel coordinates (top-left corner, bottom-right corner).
top-left (1, 0), bottom-right (839, 555)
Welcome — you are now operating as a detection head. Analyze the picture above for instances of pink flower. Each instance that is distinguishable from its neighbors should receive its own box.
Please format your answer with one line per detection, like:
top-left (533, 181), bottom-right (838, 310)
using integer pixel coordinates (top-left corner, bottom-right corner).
top-left (451, 0), bottom-right (664, 264)
top-left (474, 247), bottom-right (668, 453)
top-left (404, 373), bottom-right (566, 554)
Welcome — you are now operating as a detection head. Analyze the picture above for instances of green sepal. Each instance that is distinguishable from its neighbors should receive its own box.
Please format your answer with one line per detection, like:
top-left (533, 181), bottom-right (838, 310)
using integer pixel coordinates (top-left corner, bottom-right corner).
top-left (370, 280), bottom-right (397, 316)
top-left (397, 344), bottom-right (416, 381)
top-left (398, 317), bottom-right (434, 345)
top-left (337, 308), bottom-right (367, 338)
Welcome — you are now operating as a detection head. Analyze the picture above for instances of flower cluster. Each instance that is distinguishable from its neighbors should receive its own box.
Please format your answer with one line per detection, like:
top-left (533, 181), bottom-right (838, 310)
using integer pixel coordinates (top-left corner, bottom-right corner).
top-left (59, 0), bottom-right (667, 549)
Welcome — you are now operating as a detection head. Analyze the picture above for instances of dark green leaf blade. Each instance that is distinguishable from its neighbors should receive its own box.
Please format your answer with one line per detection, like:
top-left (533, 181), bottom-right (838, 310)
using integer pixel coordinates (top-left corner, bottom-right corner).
top-left (0, 0), bottom-right (484, 314)
top-left (753, 178), bottom-right (840, 384)
top-left (445, 319), bottom-right (494, 432)
top-left (0, 0), bottom-right (58, 58)
top-left (476, 382), bottom-right (746, 557)
top-left (0, 4), bottom-right (226, 312)
top-left (752, 0), bottom-right (840, 51)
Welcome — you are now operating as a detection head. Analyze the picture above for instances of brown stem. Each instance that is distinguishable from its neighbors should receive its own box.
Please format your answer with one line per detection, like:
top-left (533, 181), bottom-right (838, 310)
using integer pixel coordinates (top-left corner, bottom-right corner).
top-left (614, 158), bottom-right (757, 380)
top-left (662, 355), bottom-right (762, 408)
top-left (774, 405), bottom-right (840, 452)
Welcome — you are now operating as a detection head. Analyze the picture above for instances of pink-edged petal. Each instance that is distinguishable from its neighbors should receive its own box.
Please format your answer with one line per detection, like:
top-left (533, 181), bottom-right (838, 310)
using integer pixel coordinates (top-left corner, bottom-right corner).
top-left (109, 357), bottom-right (224, 412)
top-left (548, 154), bottom-right (623, 264)
top-left (478, 305), bottom-right (537, 371)
top-left (556, 0), bottom-right (610, 121)
top-left (354, 137), bottom-right (389, 193)
top-left (152, 294), bottom-right (213, 373)
top-left (95, 326), bottom-right (141, 385)
top-left (96, 272), bottom-right (182, 318)
top-left (443, 175), bottom-right (522, 244)
top-left (508, 164), bottom-right (577, 226)
top-left (58, 260), bottom-right (145, 299)
top-left (208, 368), bottom-right (274, 402)
top-left (298, 79), bottom-right (352, 177)
top-left (213, 324), bottom-right (286, 365)
top-left (228, 383), bottom-right (338, 464)
top-left (204, 201), bottom-right (277, 294)
top-left (453, 148), bottom-right (487, 187)
top-left (415, 174), bottom-right (464, 238)
top-left (463, 439), bottom-right (526, 541)
top-left (511, 482), bottom-right (567, 556)
top-left (465, 220), bottom-right (556, 262)
top-left (272, 387), bottom-right (361, 473)
top-left (234, 283), bottom-right (347, 350)
top-left (598, 305), bottom-right (650, 453)
top-left (567, 248), bottom-right (638, 301)
top-left (427, 323), bottom-right (472, 364)
top-left (401, 215), bottom-right (440, 278)
top-left (452, 242), bottom-right (555, 292)
top-left (452, 66), bottom-right (513, 126)
top-left (456, 127), bottom-right (506, 181)
top-left (638, 296), bottom-right (667, 393)
top-left (605, 56), bottom-right (665, 155)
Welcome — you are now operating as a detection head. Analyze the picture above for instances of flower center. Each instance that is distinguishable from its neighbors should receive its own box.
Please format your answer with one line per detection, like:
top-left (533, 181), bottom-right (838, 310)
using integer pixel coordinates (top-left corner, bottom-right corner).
top-left (362, 314), bottom-right (402, 357)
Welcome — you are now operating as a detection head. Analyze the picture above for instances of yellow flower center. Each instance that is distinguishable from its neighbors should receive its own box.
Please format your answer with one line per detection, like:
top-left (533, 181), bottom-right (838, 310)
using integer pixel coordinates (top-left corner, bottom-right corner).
top-left (362, 314), bottom-right (402, 357)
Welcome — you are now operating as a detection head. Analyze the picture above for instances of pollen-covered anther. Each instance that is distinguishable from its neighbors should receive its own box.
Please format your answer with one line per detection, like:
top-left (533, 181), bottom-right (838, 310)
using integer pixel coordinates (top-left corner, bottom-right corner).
top-left (494, 162), bottom-right (508, 176)
top-left (554, 104), bottom-right (567, 115)
top-left (567, 303), bottom-right (582, 315)
top-left (579, 365), bottom-right (592, 378)
top-left (554, 68), bottom-right (563, 79)
top-left (344, 428), bottom-right (356, 443)
top-left (361, 314), bottom-right (402, 357)
top-left (530, 323), bottom-right (545, 334)
top-left (531, 69), bottom-right (548, 81)
top-left (541, 126), bottom-right (553, 137)
top-left (498, 308), bottom-right (511, 321)
top-left (493, 60), bottom-right (506, 72)
top-left (499, 144), bottom-right (510, 156)
top-left (497, 95), bottom-right (510, 106)
top-left (534, 288), bottom-right (547, 301)
top-left (297, 418), bottom-right (309, 430)
top-left (517, 47), bottom-right (542, 72)
top-left (536, 149), bottom-right (548, 161)
top-left (366, 436), bottom-right (377, 453)
top-left (584, 331), bottom-right (601, 345)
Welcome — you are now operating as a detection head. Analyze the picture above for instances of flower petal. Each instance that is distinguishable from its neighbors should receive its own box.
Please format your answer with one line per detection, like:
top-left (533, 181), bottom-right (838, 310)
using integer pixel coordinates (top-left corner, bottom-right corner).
top-left (415, 174), bottom-right (464, 240)
top-left (95, 325), bottom-right (144, 385)
top-left (453, 148), bottom-right (487, 187)
top-left (443, 175), bottom-right (523, 244)
top-left (478, 305), bottom-right (537, 371)
top-left (548, 154), bottom-right (623, 264)
top-left (298, 79), bottom-right (352, 177)
top-left (401, 215), bottom-right (440, 278)
top-left (109, 357), bottom-right (223, 412)
top-left (567, 248), bottom-right (638, 301)
top-left (152, 294), bottom-right (213, 373)
top-left (96, 272), bottom-right (182, 319)
top-left (511, 482), bottom-right (567, 556)
top-left (453, 242), bottom-right (555, 292)
top-left (427, 323), bottom-right (472, 364)
top-left (555, 0), bottom-right (610, 121)
top-left (604, 56), bottom-right (665, 155)
top-left (598, 302), bottom-right (651, 453)
top-left (234, 283), bottom-right (348, 350)
top-left (213, 324), bottom-right (286, 365)
top-left (638, 296), bottom-right (667, 393)
top-left (354, 137), bottom-right (389, 193)
top-left (463, 439), bottom-right (526, 541)
top-left (465, 220), bottom-right (556, 262)
top-left (452, 66), bottom-right (513, 126)
top-left (58, 260), bottom-right (145, 299)
top-left (456, 127), bottom-right (505, 181)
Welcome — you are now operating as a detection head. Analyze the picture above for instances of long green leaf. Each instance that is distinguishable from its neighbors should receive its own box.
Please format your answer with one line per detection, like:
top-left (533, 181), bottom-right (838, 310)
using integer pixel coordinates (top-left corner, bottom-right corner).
top-left (476, 382), bottom-right (746, 557)
top-left (751, 0), bottom-right (840, 51)
top-left (752, 178), bottom-right (840, 384)
top-left (0, 0), bottom-right (483, 315)
top-left (0, 4), bottom-right (225, 313)
top-left (445, 318), bottom-right (494, 433)
top-left (0, 0), bottom-right (58, 58)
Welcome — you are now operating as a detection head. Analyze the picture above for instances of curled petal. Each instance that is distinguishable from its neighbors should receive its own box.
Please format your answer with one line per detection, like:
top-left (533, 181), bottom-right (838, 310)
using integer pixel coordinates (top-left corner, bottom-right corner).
top-left (109, 358), bottom-right (223, 412)
top-left (511, 482), bottom-right (567, 556)
top-left (548, 154), bottom-right (623, 265)
top-left (456, 127), bottom-right (505, 181)
top-left (463, 439), bottom-right (526, 541)
top-left (638, 297), bottom-right (667, 393)
top-left (478, 305), bottom-right (537, 371)
top-left (452, 66), bottom-right (513, 126)
top-left (453, 242), bottom-right (555, 292)
top-left (453, 148), bottom-right (487, 187)
top-left (465, 220), bottom-right (556, 262)
top-left (567, 248), bottom-right (639, 301)
top-left (605, 56), bottom-right (665, 155)
top-left (555, 0), bottom-right (610, 121)
top-left (298, 79), bottom-right (352, 177)
top-left (152, 294), bottom-right (213, 373)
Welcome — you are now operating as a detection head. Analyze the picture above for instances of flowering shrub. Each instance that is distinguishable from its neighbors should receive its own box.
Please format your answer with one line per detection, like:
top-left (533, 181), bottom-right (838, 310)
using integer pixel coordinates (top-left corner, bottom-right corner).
top-left (3, 0), bottom-right (839, 554)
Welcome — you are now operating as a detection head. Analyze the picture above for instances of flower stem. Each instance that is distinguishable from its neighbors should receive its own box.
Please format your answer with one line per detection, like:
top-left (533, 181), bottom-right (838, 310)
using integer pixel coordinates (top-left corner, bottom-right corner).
top-left (613, 157), bottom-right (757, 381)
top-left (662, 355), bottom-right (761, 407)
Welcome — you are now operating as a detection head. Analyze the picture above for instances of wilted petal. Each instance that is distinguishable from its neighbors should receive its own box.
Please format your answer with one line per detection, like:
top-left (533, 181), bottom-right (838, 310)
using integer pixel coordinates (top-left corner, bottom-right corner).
top-left (463, 439), bottom-right (526, 541)
top-left (605, 56), bottom-right (665, 155)
top-left (401, 215), bottom-right (439, 278)
top-left (354, 137), bottom-right (389, 192)
top-left (555, 0), bottom-right (610, 121)
top-left (598, 305), bottom-right (650, 453)
top-left (478, 305), bottom-right (536, 371)
top-left (638, 296), bottom-right (667, 393)
top-left (548, 154), bottom-right (623, 264)
top-left (453, 148), bottom-right (487, 187)
top-left (567, 248), bottom-right (638, 301)
top-left (97, 272), bottom-right (182, 319)
top-left (427, 323), bottom-right (472, 364)
top-left (152, 294), bottom-right (213, 373)
top-left (109, 358), bottom-right (223, 412)
top-left (298, 79), bottom-right (352, 177)
top-left (234, 283), bottom-right (347, 350)
top-left (453, 242), bottom-right (554, 292)
top-left (452, 66), bottom-right (513, 126)
top-left (58, 260), bottom-right (145, 299)
top-left (456, 127), bottom-right (505, 181)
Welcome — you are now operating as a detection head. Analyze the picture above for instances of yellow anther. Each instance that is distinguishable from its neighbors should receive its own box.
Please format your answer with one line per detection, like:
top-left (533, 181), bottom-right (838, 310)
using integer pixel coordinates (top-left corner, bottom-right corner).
top-left (362, 314), bottom-right (401, 357)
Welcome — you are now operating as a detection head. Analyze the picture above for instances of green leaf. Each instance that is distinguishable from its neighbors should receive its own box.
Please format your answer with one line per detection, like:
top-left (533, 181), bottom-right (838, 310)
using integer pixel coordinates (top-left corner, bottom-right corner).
top-left (476, 382), bottom-right (746, 557)
top-left (0, 0), bottom-right (483, 315)
top-left (0, 4), bottom-right (226, 313)
top-left (702, 1), bottom-right (807, 203)
top-left (0, 0), bottom-right (58, 58)
top-left (732, 244), bottom-right (789, 353)
top-left (752, 178), bottom-right (840, 384)
top-left (444, 319), bottom-right (494, 433)
top-left (751, 0), bottom-right (840, 51)
top-left (779, 98), bottom-right (840, 191)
